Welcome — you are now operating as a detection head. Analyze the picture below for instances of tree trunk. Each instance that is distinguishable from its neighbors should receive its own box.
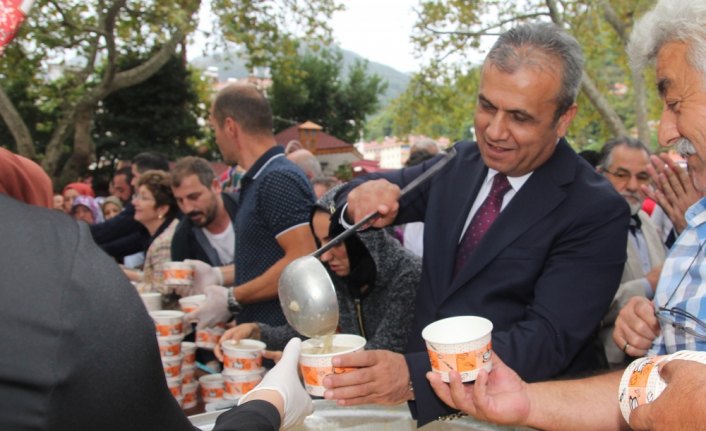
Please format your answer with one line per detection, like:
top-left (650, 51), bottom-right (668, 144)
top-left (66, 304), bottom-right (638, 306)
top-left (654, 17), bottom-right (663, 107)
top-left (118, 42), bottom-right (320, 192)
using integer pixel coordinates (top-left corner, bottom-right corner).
top-left (581, 71), bottom-right (629, 138)
top-left (57, 103), bottom-right (95, 186)
top-left (0, 85), bottom-right (36, 160)
top-left (632, 69), bottom-right (651, 146)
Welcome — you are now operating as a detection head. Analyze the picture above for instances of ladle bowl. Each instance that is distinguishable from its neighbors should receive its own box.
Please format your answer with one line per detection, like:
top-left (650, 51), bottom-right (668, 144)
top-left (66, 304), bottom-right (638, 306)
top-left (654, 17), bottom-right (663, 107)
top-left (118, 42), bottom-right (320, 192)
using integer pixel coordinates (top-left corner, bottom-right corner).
top-left (278, 148), bottom-right (457, 338)
top-left (278, 255), bottom-right (339, 338)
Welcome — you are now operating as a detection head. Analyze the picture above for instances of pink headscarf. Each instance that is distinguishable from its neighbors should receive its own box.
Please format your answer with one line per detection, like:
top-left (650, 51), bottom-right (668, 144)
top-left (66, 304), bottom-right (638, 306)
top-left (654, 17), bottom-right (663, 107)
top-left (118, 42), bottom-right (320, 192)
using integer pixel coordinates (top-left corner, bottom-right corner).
top-left (63, 182), bottom-right (95, 198)
top-left (0, 147), bottom-right (53, 208)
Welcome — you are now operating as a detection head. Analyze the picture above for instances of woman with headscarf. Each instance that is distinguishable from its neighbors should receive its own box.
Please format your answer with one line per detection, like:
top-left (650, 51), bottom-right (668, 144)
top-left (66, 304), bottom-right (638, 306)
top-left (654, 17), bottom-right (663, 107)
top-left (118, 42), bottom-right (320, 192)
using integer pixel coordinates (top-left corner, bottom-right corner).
top-left (122, 170), bottom-right (180, 308)
top-left (71, 195), bottom-right (104, 224)
top-left (0, 147), bottom-right (52, 208)
top-left (215, 186), bottom-right (421, 354)
top-left (62, 182), bottom-right (95, 213)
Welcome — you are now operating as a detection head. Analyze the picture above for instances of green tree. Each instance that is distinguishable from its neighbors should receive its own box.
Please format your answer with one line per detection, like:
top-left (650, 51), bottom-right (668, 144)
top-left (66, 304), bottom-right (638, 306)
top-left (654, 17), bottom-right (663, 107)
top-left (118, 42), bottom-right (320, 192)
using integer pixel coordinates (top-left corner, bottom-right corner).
top-left (93, 54), bottom-right (206, 162)
top-left (269, 49), bottom-right (388, 143)
top-left (407, 0), bottom-right (660, 148)
top-left (0, 0), bottom-right (342, 186)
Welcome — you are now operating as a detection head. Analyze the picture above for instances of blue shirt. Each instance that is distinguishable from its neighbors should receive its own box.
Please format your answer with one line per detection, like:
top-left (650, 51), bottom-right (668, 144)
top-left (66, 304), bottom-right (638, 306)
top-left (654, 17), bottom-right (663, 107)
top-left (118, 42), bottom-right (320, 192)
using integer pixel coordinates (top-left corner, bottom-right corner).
top-left (234, 146), bottom-right (315, 326)
top-left (649, 196), bottom-right (706, 354)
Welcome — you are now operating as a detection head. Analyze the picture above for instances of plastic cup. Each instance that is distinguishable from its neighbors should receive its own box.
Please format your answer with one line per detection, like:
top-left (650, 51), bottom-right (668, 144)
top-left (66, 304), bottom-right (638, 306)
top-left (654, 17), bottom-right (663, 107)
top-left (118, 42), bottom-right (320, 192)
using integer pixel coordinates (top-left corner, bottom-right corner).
top-left (181, 341), bottom-right (197, 365)
top-left (162, 353), bottom-right (183, 378)
top-left (157, 334), bottom-right (184, 357)
top-left (166, 374), bottom-right (183, 397)
top-left (182, 381), bottom-right (199, 409)
top-left (196, 324), bottom-right (226, 350)
top-left (150, 310), bottom-right (185, 336)
top-left (162, 261), bottom-right (194, 287)
top-left (422, 315), bottom-right (493, 383)
top-left (199, 374), bottom-right (225, 403)
top-left (182, 364), bottom-right (196, 384)
top-left (618, 350), bottom-right (706, 422)
top-left (299, 334), bottom-right (366, 397)
top-left (221, 339), bottom-right (266, 372)
top-left (179, 294), bottom-right (206, 314)
top-left (140, 292), bottom-right (162, 311)
top-left (223, 368), bottom-right (264, 400)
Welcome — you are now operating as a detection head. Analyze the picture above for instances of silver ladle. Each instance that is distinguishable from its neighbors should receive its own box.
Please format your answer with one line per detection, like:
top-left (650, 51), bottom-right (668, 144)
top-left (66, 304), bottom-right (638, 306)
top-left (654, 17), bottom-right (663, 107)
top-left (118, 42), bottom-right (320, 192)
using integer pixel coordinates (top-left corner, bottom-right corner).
top-left (278, 148), bottom-right (457, 338)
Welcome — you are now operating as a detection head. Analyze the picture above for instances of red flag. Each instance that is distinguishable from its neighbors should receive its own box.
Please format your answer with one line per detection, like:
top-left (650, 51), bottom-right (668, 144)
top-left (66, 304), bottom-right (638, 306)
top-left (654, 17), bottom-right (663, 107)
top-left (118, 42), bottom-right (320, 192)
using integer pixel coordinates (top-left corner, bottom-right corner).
top-left (0, 0), bottom-right (34, 54)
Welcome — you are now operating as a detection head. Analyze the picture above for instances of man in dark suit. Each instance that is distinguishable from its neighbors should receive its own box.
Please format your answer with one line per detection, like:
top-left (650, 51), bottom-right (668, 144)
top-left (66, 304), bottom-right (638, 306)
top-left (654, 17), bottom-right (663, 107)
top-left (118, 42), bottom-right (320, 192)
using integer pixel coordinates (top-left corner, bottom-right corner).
top-left (324, 23), bottom-right (629, 426)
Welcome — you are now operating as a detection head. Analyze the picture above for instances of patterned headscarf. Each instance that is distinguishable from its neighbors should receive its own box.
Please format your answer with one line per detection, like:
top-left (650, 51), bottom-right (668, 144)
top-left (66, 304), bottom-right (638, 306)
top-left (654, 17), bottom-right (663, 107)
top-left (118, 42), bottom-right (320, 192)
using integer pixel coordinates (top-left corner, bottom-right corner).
top-left (71, 195), bottom-right (104, 224)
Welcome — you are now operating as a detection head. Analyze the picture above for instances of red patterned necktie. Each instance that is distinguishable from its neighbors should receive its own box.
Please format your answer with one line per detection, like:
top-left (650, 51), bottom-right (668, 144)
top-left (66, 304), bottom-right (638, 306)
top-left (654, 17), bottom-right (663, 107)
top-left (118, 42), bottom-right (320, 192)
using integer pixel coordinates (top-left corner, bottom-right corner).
top-left (454, 174), bottom-right (511, 276)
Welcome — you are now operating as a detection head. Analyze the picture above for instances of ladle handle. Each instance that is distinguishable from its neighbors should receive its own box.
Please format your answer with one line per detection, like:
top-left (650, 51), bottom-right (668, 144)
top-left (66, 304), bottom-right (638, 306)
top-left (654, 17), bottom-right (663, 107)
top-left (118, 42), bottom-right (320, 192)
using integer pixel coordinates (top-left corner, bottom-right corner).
top-left (312, 147), bottom-right (457, 258)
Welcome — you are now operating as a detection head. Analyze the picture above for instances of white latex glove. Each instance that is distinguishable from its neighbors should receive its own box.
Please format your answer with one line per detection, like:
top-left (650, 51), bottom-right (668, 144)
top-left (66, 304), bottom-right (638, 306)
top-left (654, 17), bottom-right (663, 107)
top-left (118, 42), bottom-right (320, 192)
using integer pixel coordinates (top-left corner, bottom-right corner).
top-left (185, 285), bottom-right (231, 329)
top-left (239, 338), bottom-right (313, 430)
top-left (177, 259), bottom-right (224, 297)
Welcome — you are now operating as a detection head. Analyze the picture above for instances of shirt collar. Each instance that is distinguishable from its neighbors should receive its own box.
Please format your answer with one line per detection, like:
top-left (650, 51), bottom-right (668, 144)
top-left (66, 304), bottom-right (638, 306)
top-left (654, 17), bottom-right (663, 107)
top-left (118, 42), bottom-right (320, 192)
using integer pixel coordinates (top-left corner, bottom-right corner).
top-left (484, 168), bottom-right (533, 192)
top-left (686, 196), bottom-right (706, 242)
top-left (242, 146), bottom-right (285, 183)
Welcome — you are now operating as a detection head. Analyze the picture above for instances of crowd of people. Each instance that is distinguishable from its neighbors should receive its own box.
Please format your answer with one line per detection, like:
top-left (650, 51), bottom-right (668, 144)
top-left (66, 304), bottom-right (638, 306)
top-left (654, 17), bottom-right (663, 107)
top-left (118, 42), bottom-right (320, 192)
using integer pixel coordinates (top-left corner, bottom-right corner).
top-left (2, 0), bottom-right (706, 429)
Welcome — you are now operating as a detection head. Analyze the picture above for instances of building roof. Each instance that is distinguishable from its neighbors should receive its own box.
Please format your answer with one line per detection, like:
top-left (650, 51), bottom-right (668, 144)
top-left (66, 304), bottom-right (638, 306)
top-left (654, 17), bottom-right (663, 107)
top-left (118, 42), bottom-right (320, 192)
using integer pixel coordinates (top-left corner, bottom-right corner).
top-left (274, 123), bottom-right (353, 152)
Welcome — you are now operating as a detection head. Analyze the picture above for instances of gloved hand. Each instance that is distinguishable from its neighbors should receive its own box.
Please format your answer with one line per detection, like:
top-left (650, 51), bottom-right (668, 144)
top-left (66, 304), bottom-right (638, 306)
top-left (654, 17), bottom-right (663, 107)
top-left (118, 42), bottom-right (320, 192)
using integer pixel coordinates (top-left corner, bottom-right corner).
top-left (238, 338), bottom-right (313, 430)
top-left (185, 285), bottom-right (231, 329)
top-left (176, 259), bottom-right (224, 297)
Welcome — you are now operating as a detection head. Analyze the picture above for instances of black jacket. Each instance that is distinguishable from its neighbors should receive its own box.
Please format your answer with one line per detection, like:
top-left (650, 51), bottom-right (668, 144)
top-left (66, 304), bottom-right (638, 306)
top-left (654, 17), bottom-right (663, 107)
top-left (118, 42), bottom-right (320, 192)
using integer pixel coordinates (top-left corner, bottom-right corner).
top-left (171, 192), bottom-right (238, 265)
top-left (90, 201), bottom-right (150, 260)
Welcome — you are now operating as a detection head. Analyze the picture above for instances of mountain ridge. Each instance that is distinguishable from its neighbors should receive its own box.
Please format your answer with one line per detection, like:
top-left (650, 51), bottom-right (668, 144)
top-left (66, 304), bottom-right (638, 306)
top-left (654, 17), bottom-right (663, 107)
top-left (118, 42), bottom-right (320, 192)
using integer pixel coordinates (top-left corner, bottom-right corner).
top-left (189, 46), bottom-right (411, 107)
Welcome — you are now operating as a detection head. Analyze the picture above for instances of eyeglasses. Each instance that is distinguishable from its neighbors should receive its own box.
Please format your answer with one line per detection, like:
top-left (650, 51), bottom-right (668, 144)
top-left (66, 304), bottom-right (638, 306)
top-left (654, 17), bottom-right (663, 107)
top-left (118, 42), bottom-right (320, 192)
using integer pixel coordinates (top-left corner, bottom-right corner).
top-left (133, 194), bottom-right (154, 202)
top-left (654, 241), bottom-right (706, 340)
top-left (603, 168), bottom-right (651, 185)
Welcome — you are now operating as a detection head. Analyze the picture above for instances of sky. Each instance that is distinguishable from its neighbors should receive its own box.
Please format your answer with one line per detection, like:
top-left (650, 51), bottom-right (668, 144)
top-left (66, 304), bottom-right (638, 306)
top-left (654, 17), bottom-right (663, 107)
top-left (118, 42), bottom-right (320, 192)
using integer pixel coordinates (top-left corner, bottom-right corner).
top-left (330, 0), bottom-right (420, 73)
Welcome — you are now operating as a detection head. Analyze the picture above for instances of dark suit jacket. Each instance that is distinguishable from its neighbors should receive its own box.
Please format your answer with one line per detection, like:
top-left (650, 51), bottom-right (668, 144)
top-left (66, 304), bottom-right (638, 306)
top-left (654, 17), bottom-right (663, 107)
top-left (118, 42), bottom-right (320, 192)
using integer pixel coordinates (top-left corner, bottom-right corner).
top-left (0, 195), bottom-right (284, 431)
top-left (340, 140), bottom-right (629, 425)
top-left (90, 201), bottom-right (150, 260)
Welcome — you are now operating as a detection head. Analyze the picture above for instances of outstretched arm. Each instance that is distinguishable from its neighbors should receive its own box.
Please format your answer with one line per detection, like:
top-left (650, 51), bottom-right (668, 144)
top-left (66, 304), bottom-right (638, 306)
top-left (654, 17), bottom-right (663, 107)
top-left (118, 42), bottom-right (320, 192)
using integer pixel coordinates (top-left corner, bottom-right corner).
top-left (427, 354), bottom-right (628, 431)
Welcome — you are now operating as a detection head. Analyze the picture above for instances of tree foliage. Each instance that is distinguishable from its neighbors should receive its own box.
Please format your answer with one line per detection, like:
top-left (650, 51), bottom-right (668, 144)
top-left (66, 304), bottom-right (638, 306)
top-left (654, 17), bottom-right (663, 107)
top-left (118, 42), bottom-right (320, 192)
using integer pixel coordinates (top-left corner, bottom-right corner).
top-left (388, 0), bottom-right (662, 149)
top-left (93, 54), bottom-right (207, 162)
top-left (0, 0), bottom-right (342, 187)
top-left (269, 49), bottom-right (387, 144)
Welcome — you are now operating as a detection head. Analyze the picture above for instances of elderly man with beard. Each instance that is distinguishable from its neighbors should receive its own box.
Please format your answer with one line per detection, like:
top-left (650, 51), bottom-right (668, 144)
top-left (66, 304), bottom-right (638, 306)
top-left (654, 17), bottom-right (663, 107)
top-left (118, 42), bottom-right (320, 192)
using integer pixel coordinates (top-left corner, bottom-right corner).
top-left (596, 137), bottom-right (667, 368)
top-left (426, 1), bottom-right (706, 429)
top-left (171, 156), bottom-right (238, 270)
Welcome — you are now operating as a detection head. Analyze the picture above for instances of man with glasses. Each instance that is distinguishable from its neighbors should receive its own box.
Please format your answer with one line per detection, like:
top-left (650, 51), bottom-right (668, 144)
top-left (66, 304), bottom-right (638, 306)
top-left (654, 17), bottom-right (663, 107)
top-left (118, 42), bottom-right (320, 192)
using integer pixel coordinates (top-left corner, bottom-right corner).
top-left (426, 1), bottom-right (706, 429)
top-left (597, 137), bottom-right (667, 368)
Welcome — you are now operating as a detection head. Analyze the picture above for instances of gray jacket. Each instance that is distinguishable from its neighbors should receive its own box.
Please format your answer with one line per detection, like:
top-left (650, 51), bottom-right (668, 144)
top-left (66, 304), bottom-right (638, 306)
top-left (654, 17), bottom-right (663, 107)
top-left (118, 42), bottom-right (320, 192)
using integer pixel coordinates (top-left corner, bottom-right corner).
top-left (260, 227), bottom-right (421, 352)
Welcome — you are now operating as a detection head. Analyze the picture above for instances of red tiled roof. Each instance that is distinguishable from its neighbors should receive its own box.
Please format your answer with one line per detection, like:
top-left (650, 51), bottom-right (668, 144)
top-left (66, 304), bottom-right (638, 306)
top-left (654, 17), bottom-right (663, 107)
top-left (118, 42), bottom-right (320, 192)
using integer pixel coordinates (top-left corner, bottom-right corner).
top-left (275, 123), bottom-right (352, 151)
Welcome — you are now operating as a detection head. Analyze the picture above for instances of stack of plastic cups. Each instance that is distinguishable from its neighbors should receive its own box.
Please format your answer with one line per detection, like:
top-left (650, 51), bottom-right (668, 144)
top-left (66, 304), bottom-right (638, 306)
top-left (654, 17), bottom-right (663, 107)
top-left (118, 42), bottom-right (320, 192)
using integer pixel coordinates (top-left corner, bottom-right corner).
top-left (150, 310), bottom-right (186, 408)
top-left (220, 339), bottom-right (266, 401)
top-left (181, 341), bottom-right (198, 409)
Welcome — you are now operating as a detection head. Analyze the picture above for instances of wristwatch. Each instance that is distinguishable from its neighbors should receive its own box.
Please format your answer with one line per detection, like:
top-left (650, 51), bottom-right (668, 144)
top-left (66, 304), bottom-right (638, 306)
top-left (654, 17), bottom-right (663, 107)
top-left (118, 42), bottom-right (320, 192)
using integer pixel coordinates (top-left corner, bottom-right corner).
top-left (227, 287), bottom-right (243, 314)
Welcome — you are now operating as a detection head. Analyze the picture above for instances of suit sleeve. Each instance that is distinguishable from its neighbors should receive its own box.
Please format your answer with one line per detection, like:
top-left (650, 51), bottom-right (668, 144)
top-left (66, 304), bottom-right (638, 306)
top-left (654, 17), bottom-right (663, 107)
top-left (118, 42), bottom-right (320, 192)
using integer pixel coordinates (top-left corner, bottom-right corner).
top-left (213, 400), bottom-right (281, 431)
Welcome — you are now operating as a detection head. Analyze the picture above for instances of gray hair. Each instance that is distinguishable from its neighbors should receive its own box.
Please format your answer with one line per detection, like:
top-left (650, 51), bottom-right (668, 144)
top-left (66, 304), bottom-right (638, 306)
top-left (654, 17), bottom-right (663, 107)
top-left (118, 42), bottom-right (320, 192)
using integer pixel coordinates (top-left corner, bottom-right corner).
top-left (486, 22), bottom-right (584, 123)
top-left (628, 0), bottom-right (706, 79)
top-left (599, 136), bottom-right (651, 170)
top-left (410, 138), bottom-right (439, 155)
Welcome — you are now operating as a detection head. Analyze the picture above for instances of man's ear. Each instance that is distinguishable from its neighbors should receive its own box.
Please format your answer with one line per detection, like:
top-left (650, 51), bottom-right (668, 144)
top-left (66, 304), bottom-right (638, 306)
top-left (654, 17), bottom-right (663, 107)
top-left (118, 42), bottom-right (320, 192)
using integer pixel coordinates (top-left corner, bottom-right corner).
top-left (555, 103), bottom-right (577, 138)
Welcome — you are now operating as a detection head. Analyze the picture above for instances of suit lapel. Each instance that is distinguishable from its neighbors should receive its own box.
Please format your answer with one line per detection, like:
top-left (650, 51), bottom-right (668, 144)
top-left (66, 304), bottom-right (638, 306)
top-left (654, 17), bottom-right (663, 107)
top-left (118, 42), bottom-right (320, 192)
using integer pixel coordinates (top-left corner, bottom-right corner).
top-left (443, 140), bottom-right (576, 302)
top-left (427, 148), bottom-right (487, 305)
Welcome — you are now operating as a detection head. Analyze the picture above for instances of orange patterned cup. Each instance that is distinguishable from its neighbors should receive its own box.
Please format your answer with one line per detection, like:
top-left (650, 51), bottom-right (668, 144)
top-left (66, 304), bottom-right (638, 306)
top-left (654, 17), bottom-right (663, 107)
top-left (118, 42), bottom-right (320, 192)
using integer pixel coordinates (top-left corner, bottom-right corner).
top-left (163, 262), bottom-right (194, 287)
top-left (223, 368), bottom-right (264, 400)
top-left (199, 374), bottom-right (225, 403)
top-left (150, 310), bottom-right (185, 336)
top-left (221, 339), bottom-right (266, 372)
top-left (422, 316), bottom-right (493, 382)
top-left (618, 350), bottom-right (706, 422)
top-left (299, 334), bottom-right (366, 396)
